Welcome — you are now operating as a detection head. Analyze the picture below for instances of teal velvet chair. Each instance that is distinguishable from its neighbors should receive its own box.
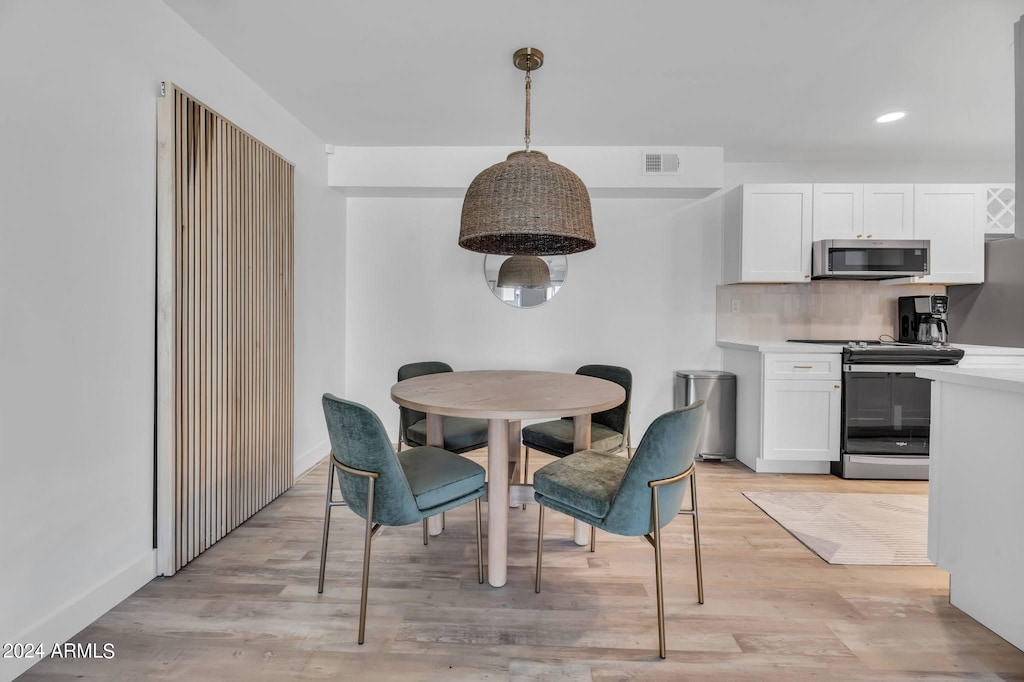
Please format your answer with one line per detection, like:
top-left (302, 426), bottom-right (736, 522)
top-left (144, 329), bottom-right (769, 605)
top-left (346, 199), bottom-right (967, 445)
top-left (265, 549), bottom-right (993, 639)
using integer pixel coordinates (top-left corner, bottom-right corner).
top-left (521, 365), bottom-right (633, 482)
top-left (318, 394), bottom-right (486, 644)
top-left (397, 361), bottom-right (489, 453)
top-left (533, 401), bottom-right (706, 659)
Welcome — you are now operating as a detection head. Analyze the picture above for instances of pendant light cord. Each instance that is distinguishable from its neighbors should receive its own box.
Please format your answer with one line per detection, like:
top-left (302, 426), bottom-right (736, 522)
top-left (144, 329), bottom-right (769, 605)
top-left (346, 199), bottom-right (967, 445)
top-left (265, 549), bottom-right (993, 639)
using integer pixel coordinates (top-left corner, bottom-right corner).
top-left (524, 67), bottom-right (531, 152)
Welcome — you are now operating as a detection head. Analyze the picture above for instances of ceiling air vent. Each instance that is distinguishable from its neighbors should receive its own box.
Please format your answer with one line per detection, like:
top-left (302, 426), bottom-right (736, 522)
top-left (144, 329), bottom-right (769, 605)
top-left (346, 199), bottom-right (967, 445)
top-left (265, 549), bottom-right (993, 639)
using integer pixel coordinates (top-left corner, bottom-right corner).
top-left (642, 152), bottom-right (680, 175)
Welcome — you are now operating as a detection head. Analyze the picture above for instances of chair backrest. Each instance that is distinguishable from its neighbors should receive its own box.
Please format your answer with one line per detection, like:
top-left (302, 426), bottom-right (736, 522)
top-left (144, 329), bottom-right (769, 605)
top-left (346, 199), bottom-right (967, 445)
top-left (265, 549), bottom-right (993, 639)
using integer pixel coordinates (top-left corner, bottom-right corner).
top-left (575, 364), bottom-right (632, 436)
top-left (397, 361), bottom-right (454, 437)
top-left (601, 401), bottom-right (705, 536)
top-left (322, 394), bottom-right (421, 526)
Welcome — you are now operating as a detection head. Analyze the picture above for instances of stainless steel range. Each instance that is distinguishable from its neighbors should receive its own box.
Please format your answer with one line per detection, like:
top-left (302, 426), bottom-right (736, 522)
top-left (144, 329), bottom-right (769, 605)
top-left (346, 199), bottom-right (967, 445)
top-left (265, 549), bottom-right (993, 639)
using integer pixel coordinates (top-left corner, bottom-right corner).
top-left (789, 340), bottom-right (964, 480)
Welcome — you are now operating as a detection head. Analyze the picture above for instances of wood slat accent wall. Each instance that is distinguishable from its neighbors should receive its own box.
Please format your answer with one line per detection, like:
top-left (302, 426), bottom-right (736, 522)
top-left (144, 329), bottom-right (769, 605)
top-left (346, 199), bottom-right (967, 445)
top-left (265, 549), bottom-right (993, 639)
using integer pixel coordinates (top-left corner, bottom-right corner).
top-left (158, 84), bottom-right (294, 573)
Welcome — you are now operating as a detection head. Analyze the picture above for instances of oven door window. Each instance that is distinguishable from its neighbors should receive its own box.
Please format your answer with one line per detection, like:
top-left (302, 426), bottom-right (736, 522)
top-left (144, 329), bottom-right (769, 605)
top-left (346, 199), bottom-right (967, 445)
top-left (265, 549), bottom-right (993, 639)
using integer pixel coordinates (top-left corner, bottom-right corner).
top-left (843, 371), bottom-right (930, 456)
top-left (830, 247), bottom-right (928, 272)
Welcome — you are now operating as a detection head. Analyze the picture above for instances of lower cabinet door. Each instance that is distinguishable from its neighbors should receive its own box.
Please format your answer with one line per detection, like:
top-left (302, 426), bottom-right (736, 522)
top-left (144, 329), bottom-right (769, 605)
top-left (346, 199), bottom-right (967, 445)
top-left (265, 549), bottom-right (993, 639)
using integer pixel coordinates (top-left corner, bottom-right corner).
top-left (762, 380), bottom-right (841, 461)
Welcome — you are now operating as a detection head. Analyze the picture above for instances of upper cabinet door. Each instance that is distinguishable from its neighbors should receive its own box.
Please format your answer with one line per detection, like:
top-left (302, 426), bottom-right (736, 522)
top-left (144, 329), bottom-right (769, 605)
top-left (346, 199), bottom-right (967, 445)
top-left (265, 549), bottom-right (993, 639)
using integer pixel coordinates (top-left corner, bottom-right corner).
top-left (812, 184), bottom-right (863, 240)
top-left (863, 184), bottom-right (914, 239)
top-left (812, 184), bottom-right (913, 240)
top-left (737, 184), bottom-right (812, 283)
top-left (913, 184), bottom-right (986, 284)
top-left (985, 184), bottom-right (1015, 236)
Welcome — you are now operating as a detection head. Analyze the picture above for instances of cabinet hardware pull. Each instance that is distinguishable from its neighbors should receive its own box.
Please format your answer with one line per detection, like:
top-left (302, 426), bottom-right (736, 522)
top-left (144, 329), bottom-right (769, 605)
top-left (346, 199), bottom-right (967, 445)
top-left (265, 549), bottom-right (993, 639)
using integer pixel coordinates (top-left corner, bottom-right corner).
top-left (856, 234), bottom-right (863, 238)
top-left (834, 384), bottom-right (841, 389)
top-left (793, 365), bottom-right (813, 369)
top-left (867, 234), bottom-right (873, 238)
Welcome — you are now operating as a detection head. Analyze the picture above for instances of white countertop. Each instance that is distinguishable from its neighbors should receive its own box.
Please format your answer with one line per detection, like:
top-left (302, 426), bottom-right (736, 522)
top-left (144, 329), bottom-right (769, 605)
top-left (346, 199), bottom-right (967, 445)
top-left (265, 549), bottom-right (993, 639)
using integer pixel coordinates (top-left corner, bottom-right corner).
top-left (947, 343), bottom-right (1024, 356)
top-left (717, 339), bottom-right (846, 353)
top-left (718, 339), bottom-right (1024, 355)
top-left (915, 366), bottom-right (1024, 395)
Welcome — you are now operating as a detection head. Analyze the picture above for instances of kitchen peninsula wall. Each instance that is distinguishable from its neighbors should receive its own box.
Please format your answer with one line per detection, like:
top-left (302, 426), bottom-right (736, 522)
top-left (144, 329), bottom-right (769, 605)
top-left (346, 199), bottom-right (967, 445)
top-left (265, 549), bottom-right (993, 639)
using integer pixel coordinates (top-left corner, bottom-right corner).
top-left (717, 280), bottom-right (944, 340)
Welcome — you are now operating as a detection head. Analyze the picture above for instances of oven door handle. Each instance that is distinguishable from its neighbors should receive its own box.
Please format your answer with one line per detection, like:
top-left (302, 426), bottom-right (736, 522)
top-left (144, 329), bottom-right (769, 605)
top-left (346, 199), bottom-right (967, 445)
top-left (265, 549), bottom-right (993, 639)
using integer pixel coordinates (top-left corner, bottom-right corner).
top-left (847, 455), bottom-right (928, 466)
top-left (843, 364), bottom-right (931, 373)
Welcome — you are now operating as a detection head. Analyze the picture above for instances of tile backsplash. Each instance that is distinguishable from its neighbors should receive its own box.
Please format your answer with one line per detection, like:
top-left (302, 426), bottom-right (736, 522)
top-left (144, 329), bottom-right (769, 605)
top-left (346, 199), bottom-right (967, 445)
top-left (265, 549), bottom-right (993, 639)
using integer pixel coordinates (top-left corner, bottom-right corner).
top-left (717, 281), bottom-right (946, 341)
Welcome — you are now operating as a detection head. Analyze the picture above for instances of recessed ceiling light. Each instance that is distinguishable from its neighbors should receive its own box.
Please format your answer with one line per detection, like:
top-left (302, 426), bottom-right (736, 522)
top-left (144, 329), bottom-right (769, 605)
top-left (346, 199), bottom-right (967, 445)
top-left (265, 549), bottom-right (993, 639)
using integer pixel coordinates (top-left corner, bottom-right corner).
top-left (875, 111), bottom-right (906, 123)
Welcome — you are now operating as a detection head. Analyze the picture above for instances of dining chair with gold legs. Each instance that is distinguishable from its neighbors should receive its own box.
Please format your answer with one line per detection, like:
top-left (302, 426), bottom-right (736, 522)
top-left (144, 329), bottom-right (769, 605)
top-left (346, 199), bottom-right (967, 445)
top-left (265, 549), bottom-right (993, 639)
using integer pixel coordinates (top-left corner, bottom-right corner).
top-left (521, 364), bottom-right (632, 517)
top-left (533, 401), bottom-right (705, 659)
top-left (396, 362), bottom-right (489, 532)
top-left (396, 361), bottom-right (489, 454)
top-left (319, 394), bottom-right (486, 644)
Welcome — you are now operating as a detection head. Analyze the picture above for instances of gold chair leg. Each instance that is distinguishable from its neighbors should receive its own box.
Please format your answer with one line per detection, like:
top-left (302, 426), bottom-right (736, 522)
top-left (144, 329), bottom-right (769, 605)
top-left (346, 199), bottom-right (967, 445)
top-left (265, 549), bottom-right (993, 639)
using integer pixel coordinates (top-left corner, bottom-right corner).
top-left (590, 525), bottom-right (596, 552)
top-left (475, 498), bottom-right (484, 584)
top-left (357, 477), bottom-right (376, 645)
top-left (422, 518), bottom-right (429, 546)
top-left (317, 462), bottom-right (335, 594)
top-left (652, 486), bottom-right (666, 659)
top-left (442, 512), bottom-right (446, 530)
top-left (535, 504), bottom-right (546, 593)
top-left (691, 472), bottom-right (704, 604)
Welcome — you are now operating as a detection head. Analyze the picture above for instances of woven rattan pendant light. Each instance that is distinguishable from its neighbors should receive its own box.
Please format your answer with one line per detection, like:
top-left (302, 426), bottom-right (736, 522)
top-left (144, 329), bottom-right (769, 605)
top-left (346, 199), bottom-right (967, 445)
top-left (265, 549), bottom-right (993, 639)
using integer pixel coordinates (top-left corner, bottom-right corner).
top-left (496, 255), bottom-right (552, 288)
top-left (459, 47), bottom-right (595, 256)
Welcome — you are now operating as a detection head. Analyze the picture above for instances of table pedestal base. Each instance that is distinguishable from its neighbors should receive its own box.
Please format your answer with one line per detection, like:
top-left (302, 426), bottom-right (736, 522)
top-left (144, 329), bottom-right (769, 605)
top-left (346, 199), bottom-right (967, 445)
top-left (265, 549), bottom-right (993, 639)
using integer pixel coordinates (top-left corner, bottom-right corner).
top-left (421, 410), bottom-right (600, 584)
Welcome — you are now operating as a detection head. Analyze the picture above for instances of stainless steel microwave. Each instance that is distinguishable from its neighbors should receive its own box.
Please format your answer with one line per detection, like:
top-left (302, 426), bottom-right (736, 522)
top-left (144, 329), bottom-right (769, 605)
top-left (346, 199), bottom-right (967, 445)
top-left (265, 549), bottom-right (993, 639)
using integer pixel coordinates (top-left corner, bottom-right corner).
top-left (811, 240), bottom-right (930, 280)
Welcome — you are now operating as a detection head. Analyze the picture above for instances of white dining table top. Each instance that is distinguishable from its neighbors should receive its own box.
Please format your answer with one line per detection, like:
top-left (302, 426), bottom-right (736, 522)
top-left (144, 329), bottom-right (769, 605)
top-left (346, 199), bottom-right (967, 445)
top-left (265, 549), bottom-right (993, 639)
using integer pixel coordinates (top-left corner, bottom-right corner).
top-left (390, 369), bottom-right (625, 420)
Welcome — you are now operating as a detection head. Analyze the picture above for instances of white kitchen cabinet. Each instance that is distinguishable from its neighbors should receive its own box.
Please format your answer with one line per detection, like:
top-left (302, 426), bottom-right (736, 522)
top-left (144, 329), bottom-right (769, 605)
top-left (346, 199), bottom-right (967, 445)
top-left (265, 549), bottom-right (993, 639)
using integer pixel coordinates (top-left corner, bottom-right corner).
top-left (812, 184), bottom-right (913, 241)
top-left (723, 184), bottom-right (812, 283)
top-left (762, 380), bottom-right (842, 461)
top-left (863, 184), bottom-right (915, 239)
top-left (812, 184), bottom-right (862, 240)
top-left (723, 346), bottom-right (841, 473)
top-left (985, 184), bottom-right (1015, 236)
top-left (913, 184), bottom-right (986, 284)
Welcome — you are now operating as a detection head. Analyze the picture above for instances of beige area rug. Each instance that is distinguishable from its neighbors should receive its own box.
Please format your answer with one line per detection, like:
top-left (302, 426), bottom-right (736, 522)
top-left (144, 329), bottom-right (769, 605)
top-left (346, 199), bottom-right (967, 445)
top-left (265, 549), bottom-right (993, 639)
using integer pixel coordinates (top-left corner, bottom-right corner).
top-left (743, 491), bottom-right (931, 566)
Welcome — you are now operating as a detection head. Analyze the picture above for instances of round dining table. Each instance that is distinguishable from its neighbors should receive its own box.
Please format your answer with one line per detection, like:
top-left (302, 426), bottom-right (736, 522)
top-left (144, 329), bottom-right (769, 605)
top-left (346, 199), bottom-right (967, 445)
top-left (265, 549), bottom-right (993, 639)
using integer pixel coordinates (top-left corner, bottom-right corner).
top-left (391, 370), bottom-right (625, 587)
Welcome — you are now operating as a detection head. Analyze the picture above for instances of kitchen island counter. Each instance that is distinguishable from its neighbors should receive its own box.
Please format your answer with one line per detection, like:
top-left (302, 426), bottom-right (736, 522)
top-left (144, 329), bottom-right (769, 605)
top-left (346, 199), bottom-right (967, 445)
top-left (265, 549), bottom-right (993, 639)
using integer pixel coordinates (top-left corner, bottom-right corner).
top-left (916, 366), bottom-right (1024, 394)
top-left (918, 365), bottom-right (1024, 652)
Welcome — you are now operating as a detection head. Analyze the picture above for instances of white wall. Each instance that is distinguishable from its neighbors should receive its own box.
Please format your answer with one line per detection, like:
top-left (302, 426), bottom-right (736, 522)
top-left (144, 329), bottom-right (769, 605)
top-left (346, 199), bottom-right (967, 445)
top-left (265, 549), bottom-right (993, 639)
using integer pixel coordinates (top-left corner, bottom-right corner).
top-left (0, 1), bottom-right (344, 678)
top-left (330, 145), bottom-right (723, 194)
top-left (343, 157), bottom-right (1014, 444)
top-left (344, 195), bottom-right (722, 440)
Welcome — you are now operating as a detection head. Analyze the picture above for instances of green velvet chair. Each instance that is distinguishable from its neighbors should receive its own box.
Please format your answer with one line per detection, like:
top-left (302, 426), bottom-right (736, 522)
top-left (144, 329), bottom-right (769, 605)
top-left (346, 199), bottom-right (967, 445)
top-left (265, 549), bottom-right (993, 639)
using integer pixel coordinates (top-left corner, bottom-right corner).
top-left (533, 401), bottom-right (705, 659)
top-left (318, 394), bottom-right (486, 644)
top-left (521, 365), bottom-right (633, 483)
top-left (397, 361), bottom-right (489, 453)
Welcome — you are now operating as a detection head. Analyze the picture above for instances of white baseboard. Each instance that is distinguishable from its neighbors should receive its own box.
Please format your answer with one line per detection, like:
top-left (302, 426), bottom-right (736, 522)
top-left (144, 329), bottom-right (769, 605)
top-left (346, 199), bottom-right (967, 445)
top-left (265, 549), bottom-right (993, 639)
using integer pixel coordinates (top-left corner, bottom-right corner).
top-left (294, 440), bottom-right (329, 480)
top-left (1, 551), bottom-right (156, 682)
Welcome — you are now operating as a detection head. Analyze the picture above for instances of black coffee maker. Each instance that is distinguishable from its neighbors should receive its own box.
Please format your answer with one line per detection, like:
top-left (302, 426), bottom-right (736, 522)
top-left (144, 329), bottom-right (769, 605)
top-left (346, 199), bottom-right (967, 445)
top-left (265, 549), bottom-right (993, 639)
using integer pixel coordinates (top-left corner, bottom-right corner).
top-left (898, 295), bottom-right (950, 344)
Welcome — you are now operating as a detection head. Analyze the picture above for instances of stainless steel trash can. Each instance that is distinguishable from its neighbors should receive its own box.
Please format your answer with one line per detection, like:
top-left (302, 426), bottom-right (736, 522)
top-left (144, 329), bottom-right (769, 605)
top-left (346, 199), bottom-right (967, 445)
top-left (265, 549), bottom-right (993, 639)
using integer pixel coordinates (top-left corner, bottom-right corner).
top-left (673, 370), bottom-right (736, 461)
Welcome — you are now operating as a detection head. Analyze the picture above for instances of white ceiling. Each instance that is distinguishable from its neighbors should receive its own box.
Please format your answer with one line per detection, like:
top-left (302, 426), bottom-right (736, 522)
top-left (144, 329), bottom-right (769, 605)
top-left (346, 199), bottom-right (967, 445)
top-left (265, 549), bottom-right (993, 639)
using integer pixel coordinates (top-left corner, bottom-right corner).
top-left (164, 0), bottom-right (1024, 161)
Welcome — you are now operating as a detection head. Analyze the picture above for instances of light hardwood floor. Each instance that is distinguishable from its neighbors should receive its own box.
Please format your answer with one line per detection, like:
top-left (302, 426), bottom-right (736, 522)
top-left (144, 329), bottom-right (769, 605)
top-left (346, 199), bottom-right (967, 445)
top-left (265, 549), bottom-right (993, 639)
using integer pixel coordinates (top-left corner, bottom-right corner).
top-left (22, 454), bottom-right (1024, 680)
